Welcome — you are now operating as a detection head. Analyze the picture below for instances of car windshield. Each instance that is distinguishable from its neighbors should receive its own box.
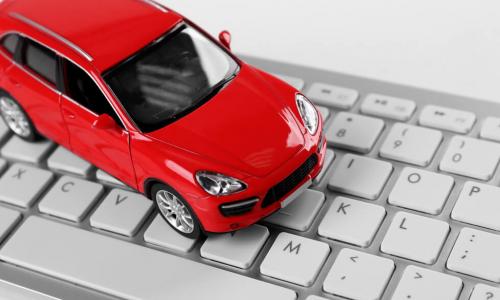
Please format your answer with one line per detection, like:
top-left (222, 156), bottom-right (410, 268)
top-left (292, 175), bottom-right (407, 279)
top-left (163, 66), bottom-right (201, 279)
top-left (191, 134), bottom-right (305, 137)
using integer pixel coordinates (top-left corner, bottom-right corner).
top-left (104, 24), bottom-right (239, 132)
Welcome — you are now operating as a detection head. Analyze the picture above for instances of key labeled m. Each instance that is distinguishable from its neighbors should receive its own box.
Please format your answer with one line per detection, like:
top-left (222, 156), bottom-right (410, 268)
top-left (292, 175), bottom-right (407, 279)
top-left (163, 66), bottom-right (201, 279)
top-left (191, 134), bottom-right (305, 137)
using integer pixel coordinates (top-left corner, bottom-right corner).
top-left (283, 240), bottom-right (301, 255)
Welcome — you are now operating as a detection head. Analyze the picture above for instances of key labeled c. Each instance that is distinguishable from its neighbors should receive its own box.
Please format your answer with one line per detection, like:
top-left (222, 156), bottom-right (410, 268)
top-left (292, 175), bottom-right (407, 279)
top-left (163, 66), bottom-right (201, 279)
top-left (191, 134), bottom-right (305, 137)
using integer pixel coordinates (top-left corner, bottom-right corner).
top-left (61, 182), bottom-right (75, 193)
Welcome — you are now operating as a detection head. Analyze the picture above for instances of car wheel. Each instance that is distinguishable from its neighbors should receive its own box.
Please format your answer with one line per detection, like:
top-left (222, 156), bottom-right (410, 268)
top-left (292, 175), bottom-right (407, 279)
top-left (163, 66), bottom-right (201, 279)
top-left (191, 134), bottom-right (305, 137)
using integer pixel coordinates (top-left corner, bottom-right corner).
top-left (0, 95), bottom-right (41, 141)
top-left (152, 183), bottom-right (201, 239)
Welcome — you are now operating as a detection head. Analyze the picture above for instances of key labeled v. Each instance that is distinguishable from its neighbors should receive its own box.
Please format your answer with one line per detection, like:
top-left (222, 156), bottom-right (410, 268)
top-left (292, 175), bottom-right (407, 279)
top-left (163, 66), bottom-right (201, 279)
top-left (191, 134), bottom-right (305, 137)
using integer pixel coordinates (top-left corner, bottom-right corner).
top-left (115, 194), bottom-right (128, 205)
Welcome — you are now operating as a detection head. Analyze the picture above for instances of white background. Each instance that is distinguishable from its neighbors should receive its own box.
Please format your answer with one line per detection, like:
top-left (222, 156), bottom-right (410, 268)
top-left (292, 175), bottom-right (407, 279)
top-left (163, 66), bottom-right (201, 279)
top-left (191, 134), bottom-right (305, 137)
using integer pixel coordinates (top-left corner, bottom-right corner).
top-left (161, 0), bottom-right (500, 102)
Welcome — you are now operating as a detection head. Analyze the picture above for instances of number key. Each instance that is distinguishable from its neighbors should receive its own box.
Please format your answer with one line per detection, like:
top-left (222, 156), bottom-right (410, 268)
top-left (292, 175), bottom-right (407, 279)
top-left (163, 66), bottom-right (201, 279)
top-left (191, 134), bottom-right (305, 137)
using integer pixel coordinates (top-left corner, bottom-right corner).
top-left (440, 136), bottom-right (500, 180)
top-left (380, 123), bottom-right (442, 166)
top-left (326, 112), bottom-right (385, 153)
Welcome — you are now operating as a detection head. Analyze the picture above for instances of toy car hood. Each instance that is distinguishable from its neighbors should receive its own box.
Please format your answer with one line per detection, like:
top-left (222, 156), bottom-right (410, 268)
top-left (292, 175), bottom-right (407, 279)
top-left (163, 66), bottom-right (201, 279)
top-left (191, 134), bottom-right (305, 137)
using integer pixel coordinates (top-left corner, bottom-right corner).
top-left (145, 64), bottom-right (305, 178)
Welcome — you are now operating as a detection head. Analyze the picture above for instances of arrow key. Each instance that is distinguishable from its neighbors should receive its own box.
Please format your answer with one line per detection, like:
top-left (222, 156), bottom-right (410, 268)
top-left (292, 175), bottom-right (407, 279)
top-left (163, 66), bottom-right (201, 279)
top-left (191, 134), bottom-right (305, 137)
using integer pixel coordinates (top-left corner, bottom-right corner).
top-left (391, 265), bottom-right (462, 300)
top-left (323, 248), bottom-right (394, 300)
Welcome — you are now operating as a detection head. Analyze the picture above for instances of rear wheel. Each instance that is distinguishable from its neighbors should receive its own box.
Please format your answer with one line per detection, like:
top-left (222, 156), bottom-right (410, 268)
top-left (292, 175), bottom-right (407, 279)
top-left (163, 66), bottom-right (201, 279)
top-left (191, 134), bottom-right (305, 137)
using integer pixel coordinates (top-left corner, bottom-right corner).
top-left (0, 95), bottom-right (41, 141)
top-left (152, 183), bottom-right (201, 239)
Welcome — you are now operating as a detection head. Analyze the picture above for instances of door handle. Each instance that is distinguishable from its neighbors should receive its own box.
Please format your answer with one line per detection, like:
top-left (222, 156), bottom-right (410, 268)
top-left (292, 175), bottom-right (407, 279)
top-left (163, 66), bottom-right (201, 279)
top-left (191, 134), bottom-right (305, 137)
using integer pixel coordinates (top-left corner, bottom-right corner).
top-left (62, 109), bottom-right (76, 119)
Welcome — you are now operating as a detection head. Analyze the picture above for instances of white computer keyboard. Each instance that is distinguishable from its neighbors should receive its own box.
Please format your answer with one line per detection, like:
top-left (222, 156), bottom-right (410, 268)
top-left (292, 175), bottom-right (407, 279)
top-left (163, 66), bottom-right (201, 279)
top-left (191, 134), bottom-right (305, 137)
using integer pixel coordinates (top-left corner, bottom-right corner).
top-left (0, 56), bottom-right (499, 300)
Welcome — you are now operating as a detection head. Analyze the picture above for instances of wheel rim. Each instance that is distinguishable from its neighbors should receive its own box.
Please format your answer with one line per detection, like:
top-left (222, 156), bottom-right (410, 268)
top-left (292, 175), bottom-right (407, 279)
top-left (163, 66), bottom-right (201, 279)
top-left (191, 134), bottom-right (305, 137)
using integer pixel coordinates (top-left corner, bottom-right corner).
top-left (0, 97), bottom-right (31, 138)
top-left (156, 190), bottom-right (194, 234)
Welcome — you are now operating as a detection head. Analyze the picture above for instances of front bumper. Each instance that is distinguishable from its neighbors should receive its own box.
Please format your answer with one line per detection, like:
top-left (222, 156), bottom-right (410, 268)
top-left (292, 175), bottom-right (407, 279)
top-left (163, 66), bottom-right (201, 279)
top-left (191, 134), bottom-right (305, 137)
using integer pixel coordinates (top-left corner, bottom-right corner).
top-left (193, 129), bottom-right (328, 233)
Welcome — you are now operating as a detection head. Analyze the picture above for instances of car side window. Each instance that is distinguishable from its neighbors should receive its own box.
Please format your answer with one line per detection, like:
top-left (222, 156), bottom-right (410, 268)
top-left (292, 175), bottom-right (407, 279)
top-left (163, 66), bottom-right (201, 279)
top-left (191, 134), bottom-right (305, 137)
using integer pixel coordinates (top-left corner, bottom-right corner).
top-left (1, 34), bottom-right (20, 56)
top-left (62, 59), bottom-right (122, 127)
top-left (23, 39), bottom-right (58, 84)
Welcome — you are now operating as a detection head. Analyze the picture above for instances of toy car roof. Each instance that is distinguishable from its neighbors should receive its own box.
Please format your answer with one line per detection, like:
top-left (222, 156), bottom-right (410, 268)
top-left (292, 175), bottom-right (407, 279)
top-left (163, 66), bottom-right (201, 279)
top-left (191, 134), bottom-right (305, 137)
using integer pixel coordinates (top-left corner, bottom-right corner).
top-left (1, 0), bottom-right (182, 72)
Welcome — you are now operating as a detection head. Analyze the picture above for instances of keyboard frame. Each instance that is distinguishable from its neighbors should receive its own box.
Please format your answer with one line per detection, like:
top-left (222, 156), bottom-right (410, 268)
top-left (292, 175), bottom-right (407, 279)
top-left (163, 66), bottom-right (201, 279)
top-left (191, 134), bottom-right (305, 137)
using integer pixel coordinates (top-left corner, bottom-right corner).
top-left (0, 55), bottom-right (498, 300)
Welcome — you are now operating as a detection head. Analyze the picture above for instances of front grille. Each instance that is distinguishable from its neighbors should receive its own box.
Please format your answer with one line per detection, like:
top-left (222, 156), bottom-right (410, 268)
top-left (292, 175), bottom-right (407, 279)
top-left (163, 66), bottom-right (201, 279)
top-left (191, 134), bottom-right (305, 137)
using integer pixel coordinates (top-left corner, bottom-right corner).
top-left (261, 154), bottom-right (318, 208)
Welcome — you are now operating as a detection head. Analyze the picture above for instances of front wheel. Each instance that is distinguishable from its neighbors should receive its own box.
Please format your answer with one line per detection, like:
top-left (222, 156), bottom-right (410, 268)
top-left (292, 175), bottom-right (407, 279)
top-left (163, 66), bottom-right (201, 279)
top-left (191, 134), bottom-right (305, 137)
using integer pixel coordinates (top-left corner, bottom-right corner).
top-left (0, 95), bottom-right (41, 141)
top-left (152, 183), bottom-right (201, 239)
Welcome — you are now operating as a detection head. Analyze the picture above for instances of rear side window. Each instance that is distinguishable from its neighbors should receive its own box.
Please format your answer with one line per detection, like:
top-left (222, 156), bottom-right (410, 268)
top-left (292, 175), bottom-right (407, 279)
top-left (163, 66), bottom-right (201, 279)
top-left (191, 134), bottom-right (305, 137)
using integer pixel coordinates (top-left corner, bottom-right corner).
top-left (1, 34), bottom-right (20, 55)
top-left (23, 39), bottom-right (58, 84)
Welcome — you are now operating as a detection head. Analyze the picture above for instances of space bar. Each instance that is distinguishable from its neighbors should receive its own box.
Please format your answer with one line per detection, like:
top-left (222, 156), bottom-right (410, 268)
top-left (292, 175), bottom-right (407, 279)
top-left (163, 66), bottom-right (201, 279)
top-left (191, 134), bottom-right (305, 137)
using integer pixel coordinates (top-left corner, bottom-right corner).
top-left (0, 217), bottom-right (296, 300)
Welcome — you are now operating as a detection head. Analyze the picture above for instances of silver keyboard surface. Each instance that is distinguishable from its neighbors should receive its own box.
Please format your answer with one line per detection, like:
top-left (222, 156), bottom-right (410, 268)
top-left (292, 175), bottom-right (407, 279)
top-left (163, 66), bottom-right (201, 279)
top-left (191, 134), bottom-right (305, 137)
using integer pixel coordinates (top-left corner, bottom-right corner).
top-left (0, 56), bottom-right (500, 299)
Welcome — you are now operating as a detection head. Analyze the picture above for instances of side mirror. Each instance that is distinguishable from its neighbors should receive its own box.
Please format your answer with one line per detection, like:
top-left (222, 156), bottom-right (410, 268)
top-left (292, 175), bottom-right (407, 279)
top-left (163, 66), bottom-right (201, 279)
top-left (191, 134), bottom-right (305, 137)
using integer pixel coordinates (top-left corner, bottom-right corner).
top-left (92, 114), bottom-right (116, 130)
top-left (218, 30), bottom-right (232, 49)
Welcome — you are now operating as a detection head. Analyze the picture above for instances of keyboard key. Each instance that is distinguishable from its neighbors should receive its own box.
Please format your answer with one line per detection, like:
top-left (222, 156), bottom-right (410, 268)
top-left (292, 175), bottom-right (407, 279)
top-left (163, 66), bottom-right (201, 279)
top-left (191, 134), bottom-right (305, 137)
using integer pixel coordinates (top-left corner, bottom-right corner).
top-left (272, 73), bottom-right (305, 90)
top-left (305, 296), bottom-right (328, 300)
top-left (316, 106), bottom-right (330, 122)
top-left (381, 212), bottom-right (449, 264)
top-left (388, 167), bottom-right (454, 214)
top-left (480, 117), bottom-right (500, 142)
top-left (440, 136), bottom-right (500, 180)
top-left (452, 182), bottom-right (500, 231)
top-left (0, 216), bottom-right (297, 300)
top-left (419, 105), bottom-right (476, 133)
top-left (0, 278), bottom-right (57, 300)
top-left (90, 189), bottom-right (153, 236)
top-left (0, 164), bottom-right (53, 207)
top-left (1, 136), bottom-right (52, 164)
top-left (323, 248), bottom-right (394, 300)
top-left (313, 148), bottom-right (334, 185)
top-left (260, 232), bottom-right (330, 286)
top-left (201, 225), bottom-right (269, 269)
top-left (318, 197), bottom-right (385, 247)
top-left (265, 189), bottom-right (324, 231)
top-left (470, 284), bottom-right (500, 300)
top-left (447, 227), bottom-right (500, 282)
top-left (360, 93), bottom-right (416, 121)
top-left (379, 123), bottom-right (442, 166)
top-left (328, 154), bottom-right (392, 200)
top-left (326, 112), bottom-right (384, 153)
top-left (47, 146), bottom-right (92, 176)
top-left (306, 83), bottom-right (359, 109)
top-left (144, 214), bottom-right (197, 253)
top-left (38, 176), bottom-right (103, 222)
top-left (391, 265), bottom-right (462, 300)
top-left (96, 169), bottom-right (126, 186)
top-left (0, 206), bottom-right (21, 242)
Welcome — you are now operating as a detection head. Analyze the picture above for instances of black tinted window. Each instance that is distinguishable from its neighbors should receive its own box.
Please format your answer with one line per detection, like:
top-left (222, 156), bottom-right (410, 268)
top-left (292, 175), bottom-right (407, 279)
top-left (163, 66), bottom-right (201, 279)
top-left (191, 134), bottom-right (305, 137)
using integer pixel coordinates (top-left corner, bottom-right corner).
top-left (104, 25), bottom-right (238, 132)
top-left (24, 40), bottom-right (57, 84)
top-left (2, 34), bottom-right (20, 55)
top-left (63, 59), bottom-right (122, 126)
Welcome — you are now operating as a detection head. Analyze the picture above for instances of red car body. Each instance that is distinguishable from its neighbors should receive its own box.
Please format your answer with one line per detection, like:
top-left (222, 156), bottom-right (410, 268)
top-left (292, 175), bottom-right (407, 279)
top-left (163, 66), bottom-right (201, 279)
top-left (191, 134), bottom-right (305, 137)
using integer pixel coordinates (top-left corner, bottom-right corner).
top-left (0, 0), bottom-right (326, 233)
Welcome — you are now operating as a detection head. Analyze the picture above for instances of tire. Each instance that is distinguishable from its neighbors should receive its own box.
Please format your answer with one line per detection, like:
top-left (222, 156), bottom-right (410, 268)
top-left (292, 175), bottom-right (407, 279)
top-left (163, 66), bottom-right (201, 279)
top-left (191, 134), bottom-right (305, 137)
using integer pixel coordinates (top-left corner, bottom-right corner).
top-left (151, 183), bottom-right (201, 239)
top-left (0, 94), bottom-right (42, 142)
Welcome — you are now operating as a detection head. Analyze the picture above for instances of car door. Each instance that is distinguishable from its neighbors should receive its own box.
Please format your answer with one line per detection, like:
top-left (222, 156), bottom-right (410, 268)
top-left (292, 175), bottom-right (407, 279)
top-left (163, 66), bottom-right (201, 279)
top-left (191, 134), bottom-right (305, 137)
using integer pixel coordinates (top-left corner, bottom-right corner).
top-left (0, 34), bottom-right (17, 84)
top-left (1, 36), bottom-right (69, 146)
top-left (59, 58), bottom-right (136, 188)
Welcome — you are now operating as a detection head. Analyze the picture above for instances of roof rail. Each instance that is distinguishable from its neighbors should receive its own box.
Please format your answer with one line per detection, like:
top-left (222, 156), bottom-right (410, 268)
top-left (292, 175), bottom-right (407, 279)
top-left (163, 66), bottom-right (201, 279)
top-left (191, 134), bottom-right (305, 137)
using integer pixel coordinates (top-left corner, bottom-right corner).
top-left (9, 12), bottom-right (93, 61)
top-left (140, 0), bottom-right (168, 13)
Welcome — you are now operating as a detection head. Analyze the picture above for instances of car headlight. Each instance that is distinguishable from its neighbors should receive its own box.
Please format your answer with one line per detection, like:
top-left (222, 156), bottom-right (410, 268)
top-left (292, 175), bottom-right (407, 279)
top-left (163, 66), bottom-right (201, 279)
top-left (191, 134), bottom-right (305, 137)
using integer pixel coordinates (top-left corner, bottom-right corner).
top-left (296, 94), bottom-right (319, 135)
top-left (195, 171), bottom-right (247, 196)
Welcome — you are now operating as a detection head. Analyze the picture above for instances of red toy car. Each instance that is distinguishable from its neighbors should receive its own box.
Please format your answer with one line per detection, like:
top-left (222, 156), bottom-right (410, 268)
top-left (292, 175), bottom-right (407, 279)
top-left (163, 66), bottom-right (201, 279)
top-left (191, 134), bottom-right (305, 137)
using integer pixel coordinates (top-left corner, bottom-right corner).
top-left (0, 0), bottom-right (326, 238)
